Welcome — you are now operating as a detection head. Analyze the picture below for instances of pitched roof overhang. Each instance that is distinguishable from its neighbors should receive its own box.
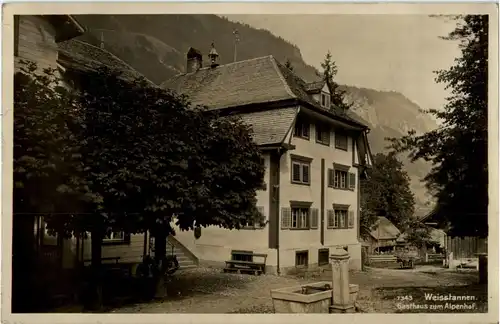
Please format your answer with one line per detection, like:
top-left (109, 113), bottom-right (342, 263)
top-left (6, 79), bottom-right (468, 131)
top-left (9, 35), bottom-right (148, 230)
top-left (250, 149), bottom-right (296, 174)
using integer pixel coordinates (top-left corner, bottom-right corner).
top-left (44, 15), bottom-right (85, 43)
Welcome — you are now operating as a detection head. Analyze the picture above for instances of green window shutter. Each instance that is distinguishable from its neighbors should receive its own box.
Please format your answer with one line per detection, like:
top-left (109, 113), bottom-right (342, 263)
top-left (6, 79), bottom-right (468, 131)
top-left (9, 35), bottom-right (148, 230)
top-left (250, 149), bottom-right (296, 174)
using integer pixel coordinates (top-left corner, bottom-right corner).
top-left (349, 172), bottom-right (356, 190)
top-left (348, 210), bottom-right (355, 228)
top-left (281, 207), bottom-right (291, 229)
top-left (327, 209), bottom-right (334, 228)
top-left (310, 208), bottom-right (319, 229)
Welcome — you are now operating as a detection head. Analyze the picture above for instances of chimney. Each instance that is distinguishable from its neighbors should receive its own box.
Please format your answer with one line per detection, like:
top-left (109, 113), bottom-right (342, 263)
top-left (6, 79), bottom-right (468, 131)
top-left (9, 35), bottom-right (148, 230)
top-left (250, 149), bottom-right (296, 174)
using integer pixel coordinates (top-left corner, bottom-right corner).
top-left (208, 42), bottom-right (219, 68)
top-left (186, 47), bottom-right (203, 73)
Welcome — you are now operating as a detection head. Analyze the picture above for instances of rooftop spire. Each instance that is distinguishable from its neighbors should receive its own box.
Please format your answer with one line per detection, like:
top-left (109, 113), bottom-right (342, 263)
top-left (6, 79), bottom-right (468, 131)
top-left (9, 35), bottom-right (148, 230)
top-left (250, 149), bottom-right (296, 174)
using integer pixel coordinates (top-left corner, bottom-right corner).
top-left (233, 29), bottom-right (240, 62)
top-left (208, 42), bottom-right (219, 68)
top-left (100, 31), bottom-right (105, 49)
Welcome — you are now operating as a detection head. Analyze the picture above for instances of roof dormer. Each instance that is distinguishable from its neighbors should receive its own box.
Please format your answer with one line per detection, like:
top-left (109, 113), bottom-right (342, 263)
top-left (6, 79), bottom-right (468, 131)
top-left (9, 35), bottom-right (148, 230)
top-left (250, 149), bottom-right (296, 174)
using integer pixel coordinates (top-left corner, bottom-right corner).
top-left (305, 80), bottom-right (331, 109)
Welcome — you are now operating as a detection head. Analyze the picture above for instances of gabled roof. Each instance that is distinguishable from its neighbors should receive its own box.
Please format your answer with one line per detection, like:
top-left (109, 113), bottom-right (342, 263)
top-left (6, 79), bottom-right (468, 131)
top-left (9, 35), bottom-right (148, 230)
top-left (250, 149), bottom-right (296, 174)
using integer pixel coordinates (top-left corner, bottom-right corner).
top-left (57, 39), bottom-right (154, 85)
top-left (161, 55), bottom-right (294, 110)
top-left (304, 80), bottom-right (326, 94)
top-left (161, 55), bottom-right (368, 129)
top-left (370, 216), bottom-right (401, 240)
top-left (239, 107), bottom-right (299, 146)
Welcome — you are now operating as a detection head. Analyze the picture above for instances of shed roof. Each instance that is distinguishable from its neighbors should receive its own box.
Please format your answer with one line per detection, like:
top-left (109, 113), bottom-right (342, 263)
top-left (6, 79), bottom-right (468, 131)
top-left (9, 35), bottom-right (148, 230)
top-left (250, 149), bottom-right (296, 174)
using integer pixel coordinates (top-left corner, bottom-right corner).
top-left (370, 216), bottom-right (401, 241)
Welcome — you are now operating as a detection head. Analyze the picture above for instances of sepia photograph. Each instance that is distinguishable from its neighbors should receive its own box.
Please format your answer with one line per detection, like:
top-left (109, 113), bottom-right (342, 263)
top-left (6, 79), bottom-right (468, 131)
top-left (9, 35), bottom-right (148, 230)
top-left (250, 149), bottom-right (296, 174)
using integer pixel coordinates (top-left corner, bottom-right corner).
top-left (2, 2), bottom-right (498, 321)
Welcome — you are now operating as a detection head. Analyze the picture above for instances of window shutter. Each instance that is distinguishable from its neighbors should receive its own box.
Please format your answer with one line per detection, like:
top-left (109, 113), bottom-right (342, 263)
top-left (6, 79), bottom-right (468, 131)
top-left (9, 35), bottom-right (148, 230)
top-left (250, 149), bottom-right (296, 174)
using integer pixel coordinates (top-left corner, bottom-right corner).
top-left (348, 210), bottom-right (355, 228)
top-left (292, 163), bottom-right (301, 182)
top-left (302, 165), bottom-right (310, 183)
top-left (281, 207), bottom-right (291, 229)
top-left (349, 172), bottom-right (356, 190)
top-left (327, 169), bottom-right (334, 187)
top-left (303, 123), bottom-right (310, 138)
top-left (310, 208), bottom-right (319, 229)
top-left (327, 209), bottom-right (334, 228)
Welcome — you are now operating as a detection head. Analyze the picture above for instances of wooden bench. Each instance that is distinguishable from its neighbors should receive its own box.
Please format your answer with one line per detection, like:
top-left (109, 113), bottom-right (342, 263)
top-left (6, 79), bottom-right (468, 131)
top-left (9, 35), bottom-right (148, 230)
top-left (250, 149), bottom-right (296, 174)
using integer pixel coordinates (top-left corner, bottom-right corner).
top-left (223, 251), bottom-right (267, 276)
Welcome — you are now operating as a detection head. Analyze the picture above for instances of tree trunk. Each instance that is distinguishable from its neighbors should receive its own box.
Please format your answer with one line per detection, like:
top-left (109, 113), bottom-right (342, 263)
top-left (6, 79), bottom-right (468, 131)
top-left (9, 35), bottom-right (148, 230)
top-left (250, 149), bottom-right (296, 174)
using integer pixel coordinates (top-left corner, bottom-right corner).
top-left (88, 227), bottom-right (103, 311)
top-left (12, 214), bottom-right (36, 312)
top-left (154, 231), bottom-right (167, 299)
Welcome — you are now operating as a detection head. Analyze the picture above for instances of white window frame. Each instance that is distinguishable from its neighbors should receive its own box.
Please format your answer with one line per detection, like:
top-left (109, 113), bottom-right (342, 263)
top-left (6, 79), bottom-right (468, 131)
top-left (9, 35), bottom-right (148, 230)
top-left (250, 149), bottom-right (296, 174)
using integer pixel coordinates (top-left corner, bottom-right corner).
top-left (291, 207), bottom-right (310, 229)
top-left (334, 170), bottom-right (348, 189)
top-left (334, 209), bottom-right (348, 229)
top-left (291, 160), bottom-right (310, 185)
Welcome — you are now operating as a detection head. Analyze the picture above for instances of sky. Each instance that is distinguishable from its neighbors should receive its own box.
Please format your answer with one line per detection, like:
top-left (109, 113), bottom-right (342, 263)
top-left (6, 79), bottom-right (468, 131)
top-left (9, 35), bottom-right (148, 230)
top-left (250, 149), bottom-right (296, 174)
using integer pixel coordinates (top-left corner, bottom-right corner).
top-left (226, 14), bottom-right (461, 113)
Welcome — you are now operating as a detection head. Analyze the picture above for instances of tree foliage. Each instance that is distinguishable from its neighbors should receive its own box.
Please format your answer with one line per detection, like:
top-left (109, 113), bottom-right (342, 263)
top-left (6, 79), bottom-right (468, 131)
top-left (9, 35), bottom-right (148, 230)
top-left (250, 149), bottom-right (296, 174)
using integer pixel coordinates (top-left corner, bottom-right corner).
top-left (402, 220), bottom-right (437, 249)
top-left (389, 15), bottom-right (488, 237)
top-left (13, 62), bottom-right (91, 235)
top-left (319, 51), bottom-right (353, 111)
top-left (284, 58), bottom-right (294, 71)
top-left (360, 153), bottom-right (415, 236)
top-left (14, 63), bottom-right (266, 239)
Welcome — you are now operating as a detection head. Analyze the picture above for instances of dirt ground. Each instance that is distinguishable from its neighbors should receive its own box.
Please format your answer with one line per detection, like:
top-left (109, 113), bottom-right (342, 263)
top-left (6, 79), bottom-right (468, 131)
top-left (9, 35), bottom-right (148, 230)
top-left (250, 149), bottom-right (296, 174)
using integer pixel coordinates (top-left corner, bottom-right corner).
top-left (106, 265), bottom-right (486, 313)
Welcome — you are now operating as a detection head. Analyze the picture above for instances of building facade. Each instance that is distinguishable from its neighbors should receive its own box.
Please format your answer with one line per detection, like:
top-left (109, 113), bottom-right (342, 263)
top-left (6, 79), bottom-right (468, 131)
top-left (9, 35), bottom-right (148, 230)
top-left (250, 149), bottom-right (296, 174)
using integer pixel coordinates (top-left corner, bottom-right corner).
top-left (162, 47), bottom-right (374, 273)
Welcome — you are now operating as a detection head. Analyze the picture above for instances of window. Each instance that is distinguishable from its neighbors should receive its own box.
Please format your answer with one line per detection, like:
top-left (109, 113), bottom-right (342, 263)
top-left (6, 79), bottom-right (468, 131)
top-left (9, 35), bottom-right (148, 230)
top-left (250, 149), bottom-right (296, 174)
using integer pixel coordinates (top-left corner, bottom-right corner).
top-left (281, 203), bottom-right (318, 230)
top-left (293, 118), bottom-right (310, 139)
top-left (337, 209), bottom-right (347, 228)
top-left (291, 155), bottom-right (312, 185)
top-left (316, 123), bottom-right (330, 145)
top-left (243, 206), bottom-right (265, 229)
top-left (318, 248), bottom-right (329, 266)
top-left (321, 93), bottom-right (330, 108)
top-left (328, 165), bottom-right (356, 190)
top-left (291, 207), bottom-right (310, 229)
top-left (103, 228), bottom-right (129, 244)
top-left (327, 210), bottom-right (337, 228)
top-left (334, 170), bottom-right (348, 189)
top-left (328, 205), bottom-right (350, 229)
top-left (295, 250), bottom-right (309, 267)
top-left (335, 131), bottom-right (348, 150)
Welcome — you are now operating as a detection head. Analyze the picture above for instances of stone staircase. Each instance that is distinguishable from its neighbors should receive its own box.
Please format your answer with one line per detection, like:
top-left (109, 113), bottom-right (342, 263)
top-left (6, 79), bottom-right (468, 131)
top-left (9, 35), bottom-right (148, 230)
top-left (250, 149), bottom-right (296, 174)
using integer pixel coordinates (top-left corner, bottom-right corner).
top-left (167, 235), bottom-right (198, 270)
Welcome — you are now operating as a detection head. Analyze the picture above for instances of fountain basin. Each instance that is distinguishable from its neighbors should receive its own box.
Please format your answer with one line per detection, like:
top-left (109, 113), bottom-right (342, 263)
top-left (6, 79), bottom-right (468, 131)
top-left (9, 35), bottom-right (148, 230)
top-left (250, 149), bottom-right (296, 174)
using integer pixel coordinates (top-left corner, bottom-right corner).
top-left (270, 281), bottom-right (333, 313)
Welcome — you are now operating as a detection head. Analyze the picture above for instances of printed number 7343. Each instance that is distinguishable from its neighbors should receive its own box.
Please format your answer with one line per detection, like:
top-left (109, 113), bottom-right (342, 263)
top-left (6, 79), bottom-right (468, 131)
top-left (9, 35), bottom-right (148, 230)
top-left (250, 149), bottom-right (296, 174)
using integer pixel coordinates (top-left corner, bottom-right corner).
top-left (397, 295), bottom-right (413, 301)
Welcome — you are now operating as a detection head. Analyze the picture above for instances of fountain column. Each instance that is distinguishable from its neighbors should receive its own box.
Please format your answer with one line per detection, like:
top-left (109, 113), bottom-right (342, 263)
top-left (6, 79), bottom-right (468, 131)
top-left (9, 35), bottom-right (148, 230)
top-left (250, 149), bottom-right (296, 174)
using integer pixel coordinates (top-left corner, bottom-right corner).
top-left (329, 247), bottom-right (355, 313)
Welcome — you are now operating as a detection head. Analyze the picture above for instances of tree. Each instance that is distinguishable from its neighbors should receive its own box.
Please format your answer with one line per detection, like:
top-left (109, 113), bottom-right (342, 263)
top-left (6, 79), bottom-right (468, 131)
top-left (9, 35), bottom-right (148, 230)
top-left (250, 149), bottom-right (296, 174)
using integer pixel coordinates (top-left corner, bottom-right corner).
top-left (389, 15), bottom-right (488, 237)
top-left (319, 51), bottom-right (352, 111)
top-left (14, 64), bottom-right (266, 309)
top-left (284, 58), bottom-right (294, 71)
top-left (402, 220), bottom-right (437, 250)
top-left (13, 62), bottom-right (93, 311)
top-left (360, 153), bottom-right (415, 232)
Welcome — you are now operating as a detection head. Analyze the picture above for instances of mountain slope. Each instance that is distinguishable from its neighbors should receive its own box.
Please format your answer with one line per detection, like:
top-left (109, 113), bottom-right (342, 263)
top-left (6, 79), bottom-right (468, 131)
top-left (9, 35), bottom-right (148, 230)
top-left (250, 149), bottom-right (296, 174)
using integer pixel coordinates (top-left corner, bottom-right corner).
top-left (71, 14), bottom-right (438, 213)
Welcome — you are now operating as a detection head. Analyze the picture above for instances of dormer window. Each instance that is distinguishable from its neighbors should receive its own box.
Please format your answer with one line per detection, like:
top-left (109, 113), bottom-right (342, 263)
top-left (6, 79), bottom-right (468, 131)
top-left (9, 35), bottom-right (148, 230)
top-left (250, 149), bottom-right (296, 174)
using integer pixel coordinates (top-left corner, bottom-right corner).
top-left (321, 93), bottom-right (330, 108)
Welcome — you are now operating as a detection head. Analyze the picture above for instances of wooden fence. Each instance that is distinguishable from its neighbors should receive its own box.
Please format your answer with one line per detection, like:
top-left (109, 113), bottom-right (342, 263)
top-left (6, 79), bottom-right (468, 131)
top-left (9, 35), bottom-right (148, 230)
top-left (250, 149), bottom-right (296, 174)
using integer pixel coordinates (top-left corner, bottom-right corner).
top-left (446, 236), bottom-right (487, 259)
